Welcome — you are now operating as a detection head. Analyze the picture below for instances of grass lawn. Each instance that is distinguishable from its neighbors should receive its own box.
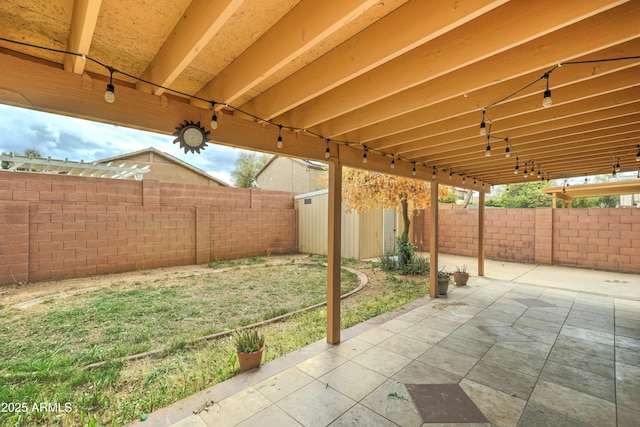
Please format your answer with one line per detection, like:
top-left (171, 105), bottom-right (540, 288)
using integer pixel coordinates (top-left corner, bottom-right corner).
top-left (0, 257), bottom-right (428, 426)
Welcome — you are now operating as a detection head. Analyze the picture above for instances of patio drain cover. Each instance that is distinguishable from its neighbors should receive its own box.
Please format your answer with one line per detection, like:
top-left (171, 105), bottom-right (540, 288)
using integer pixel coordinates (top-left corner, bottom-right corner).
top-left (405, 383), bottom-right (489, 424)
top-left (513, 298), bottom-right (556, 307)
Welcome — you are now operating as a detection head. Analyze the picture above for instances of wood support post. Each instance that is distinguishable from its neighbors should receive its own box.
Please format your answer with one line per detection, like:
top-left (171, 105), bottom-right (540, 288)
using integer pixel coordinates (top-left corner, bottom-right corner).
top-left (429, 181), bottom-right (439, 298)
top-left (327, 161), bottom-right (342, 344)
top-left (478, 191), bottom-right (485, 277)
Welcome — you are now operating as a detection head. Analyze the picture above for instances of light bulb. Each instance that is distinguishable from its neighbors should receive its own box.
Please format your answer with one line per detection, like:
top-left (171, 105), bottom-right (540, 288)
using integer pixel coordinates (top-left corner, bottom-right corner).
top-left (362, 151), bottom-right (367, 164)
top-left (542, 89), bottom-right (552, 108)
top-left (505, 146), bottom-right (511, 158)
top-left (636, 151), bottom-right (640, 161)
top-left (277, 136), bottom-right (283, 149)
top-left (479, 120), bottom-right (486, 136)
top-left (211, 114), bottom-right (218, 130)
top-left (524, 169), bottom-right (528, 178)
top-left (324, 147), bottom-right (330, 159)
top-left (412, 165), bottom-right (416, 176)
top-left (462, 176), bottom-right (466, 184)
top-left (104, 83), bottom-right (115, 103)
top-left (485, 143), bottom-right (491, 157)
top-left (514, 165), bottom-right (519, 175)
top-left (449, 171), bottom-right (453, 180)
top-left (390, 158), bottom-right (395, 169)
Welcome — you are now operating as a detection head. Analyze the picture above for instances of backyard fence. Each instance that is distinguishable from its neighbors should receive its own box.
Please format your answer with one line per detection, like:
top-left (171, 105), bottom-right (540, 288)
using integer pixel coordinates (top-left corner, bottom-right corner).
top-left (413, 206), bottom-right (640, 273)
top-left (0, 171), bottom-right (297, 285)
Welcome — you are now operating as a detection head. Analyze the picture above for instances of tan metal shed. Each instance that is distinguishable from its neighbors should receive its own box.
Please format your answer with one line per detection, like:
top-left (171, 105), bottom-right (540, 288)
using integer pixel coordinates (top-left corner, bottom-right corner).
top-left (295, 189), bottom-right (397, 260)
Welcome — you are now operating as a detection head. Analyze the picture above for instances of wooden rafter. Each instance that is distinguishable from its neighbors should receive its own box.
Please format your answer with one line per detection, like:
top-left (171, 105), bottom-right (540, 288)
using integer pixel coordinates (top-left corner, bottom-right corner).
top-left (63, 0), bottom-right (102, 74)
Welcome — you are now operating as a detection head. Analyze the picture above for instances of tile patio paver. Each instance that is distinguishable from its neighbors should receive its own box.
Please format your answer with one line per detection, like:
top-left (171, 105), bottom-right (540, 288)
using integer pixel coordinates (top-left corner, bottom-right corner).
top-left (127, 258), bottom-right (640, 427)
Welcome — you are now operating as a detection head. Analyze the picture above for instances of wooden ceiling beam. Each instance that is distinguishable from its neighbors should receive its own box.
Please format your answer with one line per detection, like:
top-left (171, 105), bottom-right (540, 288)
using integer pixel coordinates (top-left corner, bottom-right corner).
top-left (136, 0), bottom-right (244, 96)
top-left (239, 0), bottom-right (508, 120)
top-left (335, 41), bottom-right (640, 144)
top-left (194, 0), bottom-right (380, 107)
top-left (275, 0), bottom-right (633, 130)
top-left (398, 89), bottom-right (640, 158)
top-left (442, 133), bottom-right (640, 182)
top-left (310, 4), bottom-right (639, 138)
top-left (63, 0), bottom-right (102, 74)
top-left (370, 67), bottom-right (639, 152)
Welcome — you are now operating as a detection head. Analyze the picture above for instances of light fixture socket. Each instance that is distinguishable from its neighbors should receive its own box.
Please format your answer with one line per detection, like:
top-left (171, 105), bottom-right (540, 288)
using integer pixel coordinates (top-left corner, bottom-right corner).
top-left (104, 83), bottom-right (115, 103)
top-left (542, 89), bottom-right (552, 108)
top-left (485, 143), bottom-right (491, 157)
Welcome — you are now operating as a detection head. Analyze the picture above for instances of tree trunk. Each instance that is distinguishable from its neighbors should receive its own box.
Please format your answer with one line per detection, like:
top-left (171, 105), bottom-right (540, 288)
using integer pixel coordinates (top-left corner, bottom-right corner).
top-left (462, 190), bottom-right (473, 209)
top-left (400, 198), bottom-right (410, 240)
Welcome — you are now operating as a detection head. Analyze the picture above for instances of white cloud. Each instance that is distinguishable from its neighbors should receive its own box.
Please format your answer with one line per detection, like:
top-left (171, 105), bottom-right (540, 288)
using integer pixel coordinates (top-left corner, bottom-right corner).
top-left (0, 104), bottom-right (260, 182)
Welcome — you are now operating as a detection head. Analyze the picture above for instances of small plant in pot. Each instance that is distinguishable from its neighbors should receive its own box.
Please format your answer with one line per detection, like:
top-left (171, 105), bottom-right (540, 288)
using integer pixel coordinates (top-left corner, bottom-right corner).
top-left (234, 329), bottom-right (266, 371)
top-left (437, 267), bottom-right (451, 296)
top-left (452, 264), bottom-right (469, 286)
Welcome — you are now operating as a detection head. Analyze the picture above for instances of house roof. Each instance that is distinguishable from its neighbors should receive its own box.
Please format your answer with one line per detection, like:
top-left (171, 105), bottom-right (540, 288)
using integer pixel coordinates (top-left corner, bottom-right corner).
top-left (0, 1), bottom-right (638, 190)
top-left (97, 147), bottom-right (229, 186)
top-left (256, 156), bottom-right (325, 178)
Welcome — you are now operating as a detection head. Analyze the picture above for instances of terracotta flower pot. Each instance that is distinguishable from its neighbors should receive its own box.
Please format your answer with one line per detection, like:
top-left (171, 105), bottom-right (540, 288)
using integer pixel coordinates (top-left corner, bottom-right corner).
top-left (237, 347), bottom-right (265, 371)
top-left (452, 272), bottom-right (469, 286)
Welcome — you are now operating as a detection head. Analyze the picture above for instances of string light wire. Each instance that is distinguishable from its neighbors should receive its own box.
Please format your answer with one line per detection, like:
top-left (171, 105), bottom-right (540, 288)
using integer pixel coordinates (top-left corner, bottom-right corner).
top-left (2, 36), bottom-right (638, 183)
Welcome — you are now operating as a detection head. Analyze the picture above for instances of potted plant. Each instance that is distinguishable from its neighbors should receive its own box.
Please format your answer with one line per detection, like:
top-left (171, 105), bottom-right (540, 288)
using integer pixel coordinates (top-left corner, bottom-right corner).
top-left (437, 267), bottom-right (451, 296)
top-left (234, 329), bottom-right (265, 371)
top-left (452, 264), bottom-right (469, 286)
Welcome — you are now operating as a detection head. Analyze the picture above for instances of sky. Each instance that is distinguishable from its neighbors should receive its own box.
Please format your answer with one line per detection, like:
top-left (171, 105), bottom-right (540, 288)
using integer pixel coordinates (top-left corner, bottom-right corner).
top-left (0, 104), bottom-right (264, 185)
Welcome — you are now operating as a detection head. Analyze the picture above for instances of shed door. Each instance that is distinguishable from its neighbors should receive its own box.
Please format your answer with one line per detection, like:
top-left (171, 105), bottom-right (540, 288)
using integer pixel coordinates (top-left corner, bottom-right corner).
top-left (383, 208), bottom-right (397, 254)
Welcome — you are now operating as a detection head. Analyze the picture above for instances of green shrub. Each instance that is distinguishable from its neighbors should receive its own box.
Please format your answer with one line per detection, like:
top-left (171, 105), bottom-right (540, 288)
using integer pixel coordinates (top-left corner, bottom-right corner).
top-left (233, 329), bottom-right (265, 353)
top-left (402, 255), bottom-right (430, 276)
top-left (396, 235), bottom-right (415, 268)
top-left (377, 253), bottom-right (397, 271)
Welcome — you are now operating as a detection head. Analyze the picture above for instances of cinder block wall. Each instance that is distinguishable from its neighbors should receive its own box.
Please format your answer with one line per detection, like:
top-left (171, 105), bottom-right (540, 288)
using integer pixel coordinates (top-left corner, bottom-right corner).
top-left (414, 207), bottom-right (640, 273)
top-left (0, 172), bottom-right (297, 285)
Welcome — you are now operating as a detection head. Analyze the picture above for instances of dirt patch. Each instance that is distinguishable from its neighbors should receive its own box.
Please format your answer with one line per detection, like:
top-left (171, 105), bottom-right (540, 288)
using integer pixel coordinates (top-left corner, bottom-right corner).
top-left (0, 255), bottom-right (398, 310)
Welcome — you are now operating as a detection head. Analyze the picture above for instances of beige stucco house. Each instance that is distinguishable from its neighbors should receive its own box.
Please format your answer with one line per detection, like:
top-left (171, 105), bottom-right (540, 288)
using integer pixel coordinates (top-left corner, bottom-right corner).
top-left (256, 156), bottom-right (325, 193)
top-left (98, 147), bottom-right (229, 186)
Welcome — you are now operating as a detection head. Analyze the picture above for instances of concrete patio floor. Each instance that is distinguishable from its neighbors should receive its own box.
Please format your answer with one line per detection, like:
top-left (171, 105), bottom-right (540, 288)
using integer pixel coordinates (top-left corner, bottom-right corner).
top-left (128, 255), bottom-right (640, 427)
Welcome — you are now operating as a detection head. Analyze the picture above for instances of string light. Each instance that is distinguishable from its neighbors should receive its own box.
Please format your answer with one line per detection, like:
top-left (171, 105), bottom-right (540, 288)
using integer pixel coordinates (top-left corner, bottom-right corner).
top-left (615, 157), bottom-right (621, 172)
top-left (449, 168), bottom-right (453, 180)
top-left (210, 102), bottom-right (218, 130)
top-left (542, 73), bottom-right (552, 108)
top-left (537, 165), bottom-right (541, 179)
top-left (277, 125), bottom-right (283, 149)
top-left (514, 157), bottom-right (519, 175)
top-left (104, 67), bottom-right (115, 104)
top-left (473, 178), bottom-right (477, 187)
top-left (390, 156), bottom-right (395, 169)
top-left (505, 138), bottom-right (511, 158)
top-left (432, 166), bottom-right (437, 179)
top-left (479, 109), bottom-right (487, 136)
top-left (485, 138), bottom-right (491, 157)
top-left (2, 36), bottom-right (638, 186)
top-left (412, 162), bottom-right (416, 176)
top-left (324, 139), bottom-right (330, 159)
top-left (462, 176), bottom-right (466, 184)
